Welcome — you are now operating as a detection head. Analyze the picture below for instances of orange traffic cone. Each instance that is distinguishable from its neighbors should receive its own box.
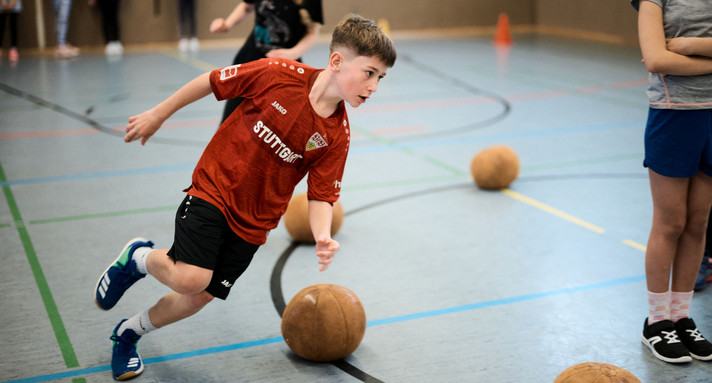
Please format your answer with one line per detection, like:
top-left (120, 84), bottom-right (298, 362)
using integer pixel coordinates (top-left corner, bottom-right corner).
top-left (494, 13), bottom-right (513, 46)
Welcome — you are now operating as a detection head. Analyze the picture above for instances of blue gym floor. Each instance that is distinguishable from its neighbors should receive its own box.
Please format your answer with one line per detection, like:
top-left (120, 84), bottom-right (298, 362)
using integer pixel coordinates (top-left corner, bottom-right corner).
top-left (1, 31), bottom-right (712, 383)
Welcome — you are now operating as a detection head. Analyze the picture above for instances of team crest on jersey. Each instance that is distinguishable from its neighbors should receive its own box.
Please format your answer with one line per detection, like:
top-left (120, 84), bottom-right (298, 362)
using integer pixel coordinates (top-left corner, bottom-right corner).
top-left (306, 132), bottom-right (328, 151)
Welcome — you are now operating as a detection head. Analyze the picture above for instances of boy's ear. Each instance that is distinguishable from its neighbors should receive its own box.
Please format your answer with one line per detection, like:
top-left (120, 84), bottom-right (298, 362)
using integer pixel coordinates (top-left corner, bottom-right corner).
top-left (329, 51), bottom-right (344, 72)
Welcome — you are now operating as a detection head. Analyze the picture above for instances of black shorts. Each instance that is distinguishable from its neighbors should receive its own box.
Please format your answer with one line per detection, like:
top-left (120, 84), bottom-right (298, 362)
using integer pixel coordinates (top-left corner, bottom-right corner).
top-left (167, 195), bottom-right (259, 300)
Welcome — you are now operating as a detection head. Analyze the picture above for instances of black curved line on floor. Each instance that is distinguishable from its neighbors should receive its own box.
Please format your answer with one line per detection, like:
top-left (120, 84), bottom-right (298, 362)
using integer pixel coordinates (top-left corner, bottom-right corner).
top-left (387, 54), bottom-right (512, 143)
top-left (269, 183), bottom-right (476, 383)
top-left (0, 81), bottom-right (205, 147)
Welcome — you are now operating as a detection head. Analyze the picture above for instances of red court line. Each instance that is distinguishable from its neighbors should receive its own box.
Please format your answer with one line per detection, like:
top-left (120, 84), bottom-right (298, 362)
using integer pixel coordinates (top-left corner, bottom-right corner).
top-left (0, 128), bottom-right (99, 139)
top-left (0, 119), bottom-right (220, 140)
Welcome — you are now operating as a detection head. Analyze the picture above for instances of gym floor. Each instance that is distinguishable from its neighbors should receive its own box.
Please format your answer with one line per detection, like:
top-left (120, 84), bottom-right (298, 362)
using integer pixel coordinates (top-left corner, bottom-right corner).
top-left (2, 31), bottom-right (712, 383)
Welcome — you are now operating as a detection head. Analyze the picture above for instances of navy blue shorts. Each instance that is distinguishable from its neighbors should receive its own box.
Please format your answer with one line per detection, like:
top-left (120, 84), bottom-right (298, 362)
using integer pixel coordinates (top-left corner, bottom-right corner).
top-left (644, 108), bottom-right (712, 178)
top-left (167, 195), bottom-right (259, 300)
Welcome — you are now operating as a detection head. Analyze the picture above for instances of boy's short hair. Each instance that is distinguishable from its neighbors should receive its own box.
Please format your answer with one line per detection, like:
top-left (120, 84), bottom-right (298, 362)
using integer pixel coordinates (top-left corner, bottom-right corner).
top-left (330, 14), bottom-right (397, 68)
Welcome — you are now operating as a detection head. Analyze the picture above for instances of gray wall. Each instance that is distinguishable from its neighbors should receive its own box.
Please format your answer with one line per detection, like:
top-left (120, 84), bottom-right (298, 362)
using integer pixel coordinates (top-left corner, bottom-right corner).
top-left (10, 0), bottom-right (638, 50)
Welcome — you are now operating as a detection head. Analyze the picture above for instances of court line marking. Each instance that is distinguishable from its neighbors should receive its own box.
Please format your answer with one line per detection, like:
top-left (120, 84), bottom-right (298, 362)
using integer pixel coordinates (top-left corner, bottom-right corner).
top-left (0, 162), bottom-right (80, 371)
top-left (2, 274), bottom-right (644, 383)
top-left (622, 239), bottom-right (647, 252)
top-left (501, 188), bottom-right (606, 234)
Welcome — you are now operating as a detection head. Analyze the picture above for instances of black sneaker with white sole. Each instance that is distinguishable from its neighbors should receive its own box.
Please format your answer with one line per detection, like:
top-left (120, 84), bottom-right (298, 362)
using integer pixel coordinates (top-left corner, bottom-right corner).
top-left (674, 317), bottom-right (712, 361)
top-left (642, 318), bottom-right (692, 363)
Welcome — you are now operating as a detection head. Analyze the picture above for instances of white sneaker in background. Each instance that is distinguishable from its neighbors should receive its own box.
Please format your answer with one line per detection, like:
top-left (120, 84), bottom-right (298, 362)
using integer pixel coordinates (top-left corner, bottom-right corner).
top-left (189, 37), bottom-right (199, 52)
top-left (178, 38), bottom-right (189, 53)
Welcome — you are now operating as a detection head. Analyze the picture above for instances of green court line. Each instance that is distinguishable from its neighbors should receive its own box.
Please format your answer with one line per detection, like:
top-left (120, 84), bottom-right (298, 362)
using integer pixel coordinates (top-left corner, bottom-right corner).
top-left (30, 205), bottom-right (177, 225)
top-left (0, 222), bottom-right (11, 228)
top-left (0, 162), bottom-right (80, 369)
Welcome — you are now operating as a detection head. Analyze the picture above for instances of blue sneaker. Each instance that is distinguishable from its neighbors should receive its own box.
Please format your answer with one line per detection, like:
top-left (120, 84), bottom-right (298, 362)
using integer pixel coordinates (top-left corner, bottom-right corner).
top-left (95, 237), bottom-right (154, 310)
top-left (110, 319), bottom-right (144, 380)
top-left (694, 253), bottom-right (712, 291)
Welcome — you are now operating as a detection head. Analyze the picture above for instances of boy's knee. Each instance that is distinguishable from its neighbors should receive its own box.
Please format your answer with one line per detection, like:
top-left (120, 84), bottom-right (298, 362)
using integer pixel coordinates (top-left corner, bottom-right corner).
top-left (187, 290), bottom-right (214, 310)
top-left (170, 269), bottom-right (212, 294)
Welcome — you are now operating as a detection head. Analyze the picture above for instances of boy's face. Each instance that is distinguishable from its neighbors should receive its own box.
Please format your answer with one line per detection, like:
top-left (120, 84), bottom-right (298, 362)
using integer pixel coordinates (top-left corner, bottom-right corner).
top-left (335, 52), bottom-right (388, 108)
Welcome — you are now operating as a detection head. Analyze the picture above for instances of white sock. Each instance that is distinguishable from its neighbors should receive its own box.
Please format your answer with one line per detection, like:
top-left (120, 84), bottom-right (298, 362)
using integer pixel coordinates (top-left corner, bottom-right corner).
top-left (118, 310), bottom-right (157, 336)
top-left (133, 247), bottom-right (152, 275)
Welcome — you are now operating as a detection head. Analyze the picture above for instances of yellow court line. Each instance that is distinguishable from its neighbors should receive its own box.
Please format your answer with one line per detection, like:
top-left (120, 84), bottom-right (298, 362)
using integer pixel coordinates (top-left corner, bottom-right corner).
top-left (622, 239), bottom-right (647, 252)
top-left (161, 49), bottom-right (218, 72)
top-left (500, 188), bottom-right (606, 234)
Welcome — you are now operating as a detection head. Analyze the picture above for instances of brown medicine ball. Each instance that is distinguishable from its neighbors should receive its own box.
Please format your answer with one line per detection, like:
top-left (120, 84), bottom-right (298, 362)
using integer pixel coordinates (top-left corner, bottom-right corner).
top-left (554, 362), bottom-right (641, 383)
top-left (470, 145), bottom-right (520, 190)
top-left (281, 284), bottom-right (366, 362)
top-left (283, 193), bottom-right (344, 243)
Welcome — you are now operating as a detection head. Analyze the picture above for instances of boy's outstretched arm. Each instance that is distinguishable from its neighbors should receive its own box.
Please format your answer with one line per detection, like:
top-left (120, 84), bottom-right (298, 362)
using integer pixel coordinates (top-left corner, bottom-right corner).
top-left (125, 72), bottom-right (213, 145)
top-left (308, 199), bottom-right (340, 271)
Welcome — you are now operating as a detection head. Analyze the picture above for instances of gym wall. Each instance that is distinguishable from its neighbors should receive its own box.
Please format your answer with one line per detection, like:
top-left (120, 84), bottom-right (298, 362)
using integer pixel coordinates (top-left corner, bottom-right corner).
top-left (12, 0), bottom-right (638, 50)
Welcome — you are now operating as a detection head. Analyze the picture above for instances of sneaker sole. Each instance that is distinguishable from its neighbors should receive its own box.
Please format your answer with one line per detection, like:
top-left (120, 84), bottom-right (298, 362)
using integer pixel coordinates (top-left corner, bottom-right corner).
top-left (641, 335), bottom-right (693, 363)
top-left (115, 363), bottom-right (144, 381)
top-left (690, 352), bottom-right (712, 361)
top-left (94, 237), bottom-right (148, 310)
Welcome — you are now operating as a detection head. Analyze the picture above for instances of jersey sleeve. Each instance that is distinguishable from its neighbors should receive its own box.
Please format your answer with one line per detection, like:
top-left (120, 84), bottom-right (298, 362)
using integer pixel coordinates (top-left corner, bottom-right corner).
top-left (209, 59), bottom-right (274, 101)
top-left (306, 117), bottom-right (350, 204)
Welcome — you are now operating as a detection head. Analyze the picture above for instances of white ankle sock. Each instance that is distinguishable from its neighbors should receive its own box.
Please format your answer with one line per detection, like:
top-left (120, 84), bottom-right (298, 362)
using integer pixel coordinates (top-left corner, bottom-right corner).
top-left (118, 310), bottom-right (156, 336)
top-left (133, 247), bottom-right (152, 275)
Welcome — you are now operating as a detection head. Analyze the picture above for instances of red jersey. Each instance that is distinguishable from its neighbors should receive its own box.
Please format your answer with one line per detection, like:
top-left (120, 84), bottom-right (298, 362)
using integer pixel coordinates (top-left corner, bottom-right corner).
top-left (188, 58), bottom-right (350, 245)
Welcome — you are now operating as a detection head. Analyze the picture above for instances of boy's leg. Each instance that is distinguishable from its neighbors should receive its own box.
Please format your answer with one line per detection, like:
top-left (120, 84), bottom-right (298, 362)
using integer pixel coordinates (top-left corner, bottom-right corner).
top-left (110, 290), bottom-right (214, 380)
top-left (95, 237), bottom-right (154, 310)
top-left (95, 243), bottom-right (213, 310)
top-left (145, 249), bottom-right (214, 294)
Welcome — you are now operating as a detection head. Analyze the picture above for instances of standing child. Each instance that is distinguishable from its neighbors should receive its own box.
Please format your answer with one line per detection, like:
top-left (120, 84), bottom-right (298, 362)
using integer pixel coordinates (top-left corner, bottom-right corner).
top-left (177, 0), bottom-right (198, 52)
top-left (0, 0), bottom-right (20, 62)
top-left (53, 0), bottom-right (79, 58)
top-left (89, 0), bottom-right (123, 56)
top-left (633, 0), bottom-right (712, 364)
top-left (210, 0), bottom-right (323, 123)
top-left (94, 14), bottom-right (396, 381)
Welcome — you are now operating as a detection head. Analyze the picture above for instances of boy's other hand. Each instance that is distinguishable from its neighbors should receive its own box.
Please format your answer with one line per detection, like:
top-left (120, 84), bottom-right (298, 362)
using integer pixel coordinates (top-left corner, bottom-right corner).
top-left (316, 238), bottom-right (339, 272)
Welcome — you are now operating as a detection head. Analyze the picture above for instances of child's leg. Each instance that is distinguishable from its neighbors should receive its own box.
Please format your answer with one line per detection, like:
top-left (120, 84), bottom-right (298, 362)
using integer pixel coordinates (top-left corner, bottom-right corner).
top-left (9, 12), bottom-right (18, 48)
top-left (0, 12), bottom-right (7, 49)
top-left (645, 170), bottom-right (691, 294)
top-left (671, 172), bottom-right (712, 292)
top-left (52, 0), bottom-right (71, 46)
top-left (144, 248), bottom-right (213, 294)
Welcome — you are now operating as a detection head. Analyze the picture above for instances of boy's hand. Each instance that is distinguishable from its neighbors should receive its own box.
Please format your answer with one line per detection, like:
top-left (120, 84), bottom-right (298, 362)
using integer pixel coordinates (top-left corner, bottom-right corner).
top-left (315, 238), bottom-right (339, 272)
top-left (124, 109), bottom-right (163, 145)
